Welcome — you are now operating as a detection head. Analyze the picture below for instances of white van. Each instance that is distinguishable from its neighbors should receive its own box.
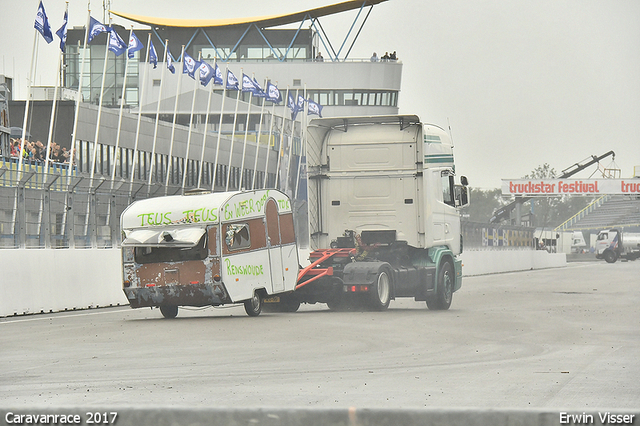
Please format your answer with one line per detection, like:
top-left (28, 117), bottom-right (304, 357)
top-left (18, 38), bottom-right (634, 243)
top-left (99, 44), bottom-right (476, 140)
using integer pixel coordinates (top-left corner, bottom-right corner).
top-left (120, 189), bottom-right (299, 318)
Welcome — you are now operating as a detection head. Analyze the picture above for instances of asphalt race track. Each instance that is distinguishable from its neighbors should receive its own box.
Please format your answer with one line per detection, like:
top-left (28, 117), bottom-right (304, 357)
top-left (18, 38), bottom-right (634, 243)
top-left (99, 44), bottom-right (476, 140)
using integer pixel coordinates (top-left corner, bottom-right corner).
top-left (1, 261), bottom-right (638, 411)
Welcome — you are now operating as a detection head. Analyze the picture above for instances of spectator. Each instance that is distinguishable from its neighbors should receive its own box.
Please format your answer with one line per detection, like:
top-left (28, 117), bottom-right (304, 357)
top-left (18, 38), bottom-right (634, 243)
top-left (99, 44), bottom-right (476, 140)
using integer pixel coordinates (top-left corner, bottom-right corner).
top-left (370, 52), bottom-right (378, 62)
top-left (381, 52), bottom-right (390, 61)
top-left (315, 52), bottom-right (324, 62)
top-left (390, 51), bottom-right (397, 61)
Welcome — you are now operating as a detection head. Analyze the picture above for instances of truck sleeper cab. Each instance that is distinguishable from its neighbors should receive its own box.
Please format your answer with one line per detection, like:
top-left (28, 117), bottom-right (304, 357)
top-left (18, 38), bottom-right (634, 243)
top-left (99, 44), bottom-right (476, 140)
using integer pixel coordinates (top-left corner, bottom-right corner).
top-left (295, 115), bottom-right (469, 311)
top-left (120, 189), bottom-right (299, 318)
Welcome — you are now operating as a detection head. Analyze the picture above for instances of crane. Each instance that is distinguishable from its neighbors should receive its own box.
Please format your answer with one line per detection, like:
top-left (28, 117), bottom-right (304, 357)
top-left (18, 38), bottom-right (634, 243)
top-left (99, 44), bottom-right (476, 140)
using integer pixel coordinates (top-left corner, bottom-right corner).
top-left (489, 151), bottom-right (616, 224)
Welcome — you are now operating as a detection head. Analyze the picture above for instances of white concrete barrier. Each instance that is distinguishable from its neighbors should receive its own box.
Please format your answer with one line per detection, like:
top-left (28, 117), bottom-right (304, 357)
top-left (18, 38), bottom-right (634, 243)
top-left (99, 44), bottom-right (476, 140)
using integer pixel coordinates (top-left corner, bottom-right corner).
top-left (0, 248), bottom-right (566, 317)
top-left (461, 249), bottom-right (566, 276)
top-left (0, 249), bottom-right (127, 317)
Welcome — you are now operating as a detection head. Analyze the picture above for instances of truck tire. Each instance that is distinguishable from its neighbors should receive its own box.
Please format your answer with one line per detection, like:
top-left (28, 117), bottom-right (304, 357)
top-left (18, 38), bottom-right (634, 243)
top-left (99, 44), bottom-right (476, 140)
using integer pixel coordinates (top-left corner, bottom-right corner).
top-left (244, 291), bottom-right (263, 317)
top-left (369, 268), bottom-right (391, 311)
top-left (603, 250), bottom-right (617, 264)
top-left (426, 260), bottom-right (453, 310)
top-left (160, 305), bottom-right (178, 319)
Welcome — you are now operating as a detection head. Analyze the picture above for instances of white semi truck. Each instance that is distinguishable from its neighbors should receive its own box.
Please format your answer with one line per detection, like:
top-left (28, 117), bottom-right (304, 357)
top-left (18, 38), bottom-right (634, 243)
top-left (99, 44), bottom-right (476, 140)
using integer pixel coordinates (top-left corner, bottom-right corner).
top-left (595, 228), bottom-right (640, 263)
top-left (277, 115), bottom-right (469, 311)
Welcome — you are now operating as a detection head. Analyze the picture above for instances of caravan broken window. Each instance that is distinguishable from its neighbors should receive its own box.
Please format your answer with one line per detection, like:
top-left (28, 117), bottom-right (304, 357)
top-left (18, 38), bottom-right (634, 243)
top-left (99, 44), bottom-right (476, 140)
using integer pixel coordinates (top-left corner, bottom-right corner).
top-left (134, 235), bottom-right (208, 264)
top-left (225, 224), bottom-right (251, 250)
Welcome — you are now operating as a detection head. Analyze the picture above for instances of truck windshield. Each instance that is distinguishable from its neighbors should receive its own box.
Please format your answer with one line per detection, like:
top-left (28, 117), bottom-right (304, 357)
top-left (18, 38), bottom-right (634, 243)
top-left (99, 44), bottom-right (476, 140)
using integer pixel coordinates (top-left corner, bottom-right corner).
top-left (134, 234), bottom-right (208, 264)
top-left (597, 233), bottom-right (608, 241)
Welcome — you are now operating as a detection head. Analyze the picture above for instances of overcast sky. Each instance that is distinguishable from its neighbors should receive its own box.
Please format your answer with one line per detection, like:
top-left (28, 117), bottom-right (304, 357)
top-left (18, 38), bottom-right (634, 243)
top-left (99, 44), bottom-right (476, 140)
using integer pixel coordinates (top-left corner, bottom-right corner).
top-left (1, 0), bottom-right (639, 189)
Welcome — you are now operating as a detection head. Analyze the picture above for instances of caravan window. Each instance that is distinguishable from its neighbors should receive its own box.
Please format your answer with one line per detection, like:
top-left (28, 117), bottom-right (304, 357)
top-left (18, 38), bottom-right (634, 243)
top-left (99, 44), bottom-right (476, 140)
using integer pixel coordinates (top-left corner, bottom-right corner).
top-left (225, 224), bottom-right (251, 250)
top-left (134, 235), bottom-right (208, 264)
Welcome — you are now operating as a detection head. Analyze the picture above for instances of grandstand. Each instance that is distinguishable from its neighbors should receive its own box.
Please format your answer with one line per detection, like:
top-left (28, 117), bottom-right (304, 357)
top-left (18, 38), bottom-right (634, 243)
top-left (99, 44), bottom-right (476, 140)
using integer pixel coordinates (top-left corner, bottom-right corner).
top-left (556, 194), bottom-right (640, 233)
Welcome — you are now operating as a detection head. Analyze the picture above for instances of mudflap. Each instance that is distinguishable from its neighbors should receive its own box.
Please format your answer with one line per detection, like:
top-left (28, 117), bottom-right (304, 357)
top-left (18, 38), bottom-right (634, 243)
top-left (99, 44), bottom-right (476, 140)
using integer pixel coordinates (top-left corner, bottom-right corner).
top-left (453, 257), bottom-right (462, 292)
top-left (342, 261), bottom-right (389, 287)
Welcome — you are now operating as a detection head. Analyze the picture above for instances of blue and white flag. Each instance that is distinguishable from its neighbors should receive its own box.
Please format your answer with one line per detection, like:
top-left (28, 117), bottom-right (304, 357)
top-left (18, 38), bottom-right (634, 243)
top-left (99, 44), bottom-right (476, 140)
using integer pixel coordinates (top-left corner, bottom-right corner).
top-left (198, 61), bottom-right (214, 86)
top-left (166, 48), bottom-right (176, 74)
top-left (149, 40), bottom-right (158, 68)
top-left (183, 52), bottom-right (199, 79)
top-left (288, 93), bottom-right (299, 120)
top-left (308, 99), bottom-right (323, 118)
top-left (252, 78), bottom-right (266, 98)
top-left (226, 70), bottom-right (239, 90)
top-left (34, 1), bottom-right (53, 44)
top-left (87, 16), bottom-right (108, 43)
top-left (266, 82), bottom-right (281, 103)
top-left (213, 63), bottom-right (223, 85)
top-left (297, 95), bottom-right (305, 111)
top-left (128, 31), bottom-right (144, 59)
top-left (242, 74), bottom-right (260, 94)
top-left (55, 10), bottom-right (68, 52)
top-left (108, 29), bottom-right (127, 56)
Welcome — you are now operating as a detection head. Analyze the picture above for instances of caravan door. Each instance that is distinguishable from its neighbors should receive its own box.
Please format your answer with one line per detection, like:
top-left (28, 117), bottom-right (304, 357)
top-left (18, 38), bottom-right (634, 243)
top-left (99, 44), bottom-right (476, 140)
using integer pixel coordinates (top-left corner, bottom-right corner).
top-left (265, 198), bottom-right (285, 293)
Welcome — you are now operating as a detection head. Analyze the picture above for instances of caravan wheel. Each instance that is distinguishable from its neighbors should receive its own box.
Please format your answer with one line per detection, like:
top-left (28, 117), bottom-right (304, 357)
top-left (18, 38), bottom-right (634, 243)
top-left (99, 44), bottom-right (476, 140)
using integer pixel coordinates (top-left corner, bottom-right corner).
top-left (160, 305), bottom-right (178, 319)
top-left (244, 292), bottom-right (263, 317)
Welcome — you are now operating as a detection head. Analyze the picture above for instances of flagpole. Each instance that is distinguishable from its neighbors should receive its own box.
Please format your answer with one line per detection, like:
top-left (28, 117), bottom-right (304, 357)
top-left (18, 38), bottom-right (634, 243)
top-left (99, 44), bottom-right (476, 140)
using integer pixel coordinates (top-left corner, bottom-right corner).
top-left (147, 38), bottom-right (169, 190)
top-left (129, 33), bottom-right (152, 194)
top-left (294, 85), bottom-right (308, 200)
top-left (225, 71), bottom-right (241, 192)
top-left (68, 4), bottom-right (91, 179)
top-left (164, 45), bottom-right (184, 194)
top-left (274, 86), bottom-right (290, 191)
top-left (89, 22), bottom-right (113, 181)
top-left (44, 13), bottom-right (66, 176)
top-left (18, 25), bottom-right (39, 172)
top-left (111, 26), bottom-right (134, 183)
top-left (197, 57), bottom-right (216, 189)
top-left (284, 88), bottom-right (300, 195)
top-left (263, 82), bottom-right (278, 189)
top-left (238, 73), bottom-right (254, 190)
top-left (181, 52), bottom-right (202, 192)
top-left (211, 65), bottom-right (229, 192)
top-left (251, 77), bottom-right (267, 190)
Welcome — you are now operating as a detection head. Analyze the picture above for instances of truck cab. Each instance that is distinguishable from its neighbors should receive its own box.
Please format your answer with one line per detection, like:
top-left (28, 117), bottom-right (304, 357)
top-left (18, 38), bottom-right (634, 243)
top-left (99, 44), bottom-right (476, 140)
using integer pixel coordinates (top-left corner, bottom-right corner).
top-left (294, 115), bottom-right (469, 311)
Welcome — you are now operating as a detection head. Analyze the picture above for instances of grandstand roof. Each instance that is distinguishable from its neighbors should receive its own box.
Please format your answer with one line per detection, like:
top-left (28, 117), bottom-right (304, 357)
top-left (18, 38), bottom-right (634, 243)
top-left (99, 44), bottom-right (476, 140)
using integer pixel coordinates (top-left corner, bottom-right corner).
top-left (111, 0), bottom-right (388, 29)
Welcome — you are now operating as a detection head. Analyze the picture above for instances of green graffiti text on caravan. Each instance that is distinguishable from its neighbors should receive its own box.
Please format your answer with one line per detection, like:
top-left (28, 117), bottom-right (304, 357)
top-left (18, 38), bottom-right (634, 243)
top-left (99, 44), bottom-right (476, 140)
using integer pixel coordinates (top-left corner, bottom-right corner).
top-left (224, 190), bottom-right (275, 220)
top-left (225, 258), bottom-right (265, 276)
top-left (136, 208), bottom-right (218, 227)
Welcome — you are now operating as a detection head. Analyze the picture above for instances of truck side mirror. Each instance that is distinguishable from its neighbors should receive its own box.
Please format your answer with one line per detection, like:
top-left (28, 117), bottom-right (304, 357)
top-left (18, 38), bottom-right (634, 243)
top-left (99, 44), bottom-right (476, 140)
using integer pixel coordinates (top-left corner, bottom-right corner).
top-left (454, 185), bottom-right (470, 208)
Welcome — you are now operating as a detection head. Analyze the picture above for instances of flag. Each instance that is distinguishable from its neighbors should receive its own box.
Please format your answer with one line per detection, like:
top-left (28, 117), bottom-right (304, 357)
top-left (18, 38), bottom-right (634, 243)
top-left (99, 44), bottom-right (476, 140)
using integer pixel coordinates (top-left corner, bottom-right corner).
top-left (242, 74), bottom-right (260, 94)
top-left (128, 31), bottom-right (144, 59)
top-left (308, 99), bottom-right (323, 117)
top-left (183, 52), bottom-right (199, 79)
top-left (149, 40), bottom-right (158, 68)
top-left (253, 78), bottom-right (266, 98)
top-left (166, 48), bottom-right (175, 74)
top-left (108, 29), bottom-right (127, 56)
top-left (213, 63), bottom-right (223, 85)
top-left (55, 10), bottom-right (67, 52)
top-left (288, 93), bottom-right (300, 121)
top-left (198, 61), bottom-right (214, 86)
top-left (266, 82), bottom-right (281, 103)
top-left (297, 95), bottom-right (305, 111)
top-left (226, 69), bottom-right (239, 90)
top-left (34, 1), bottom-right (53, 44)
top-left (87, 16), bottom-right (108, 43)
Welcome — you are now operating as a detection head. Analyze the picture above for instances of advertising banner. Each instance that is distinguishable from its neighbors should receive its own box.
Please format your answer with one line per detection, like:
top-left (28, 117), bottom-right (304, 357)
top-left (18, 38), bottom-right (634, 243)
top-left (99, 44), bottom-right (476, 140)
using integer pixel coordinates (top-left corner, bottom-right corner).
top-left (501, 179), bottom-right (640, 196)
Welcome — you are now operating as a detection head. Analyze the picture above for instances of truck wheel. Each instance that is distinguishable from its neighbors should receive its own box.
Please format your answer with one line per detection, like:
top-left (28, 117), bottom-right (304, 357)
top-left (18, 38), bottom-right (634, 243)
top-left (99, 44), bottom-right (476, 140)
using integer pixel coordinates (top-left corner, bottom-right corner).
top-left (603, 250), bottom-right (617, 263)
top-left (369, 269), bottom-right (391, 310)
top-left (160, 305), bottom-right (178, 319)
top-left (426, 260), bottom-right (453, 310)
top-left (244, 291), bottom-right (263, 317)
